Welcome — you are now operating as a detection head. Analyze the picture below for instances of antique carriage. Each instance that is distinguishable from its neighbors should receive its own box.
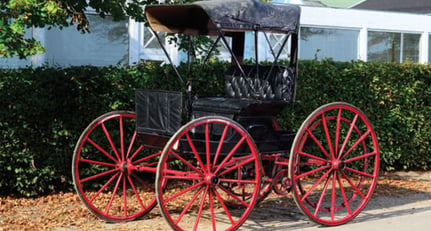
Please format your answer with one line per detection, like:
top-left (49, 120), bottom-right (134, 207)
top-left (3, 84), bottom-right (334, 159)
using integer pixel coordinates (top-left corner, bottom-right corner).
top-left (72, 0), bottom-right (380, 230)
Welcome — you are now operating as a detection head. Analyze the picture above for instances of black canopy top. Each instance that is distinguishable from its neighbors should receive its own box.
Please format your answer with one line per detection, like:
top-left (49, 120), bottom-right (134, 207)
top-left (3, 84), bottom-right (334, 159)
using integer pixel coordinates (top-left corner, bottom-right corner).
top-left (145, 0), bottom-right (301, 35)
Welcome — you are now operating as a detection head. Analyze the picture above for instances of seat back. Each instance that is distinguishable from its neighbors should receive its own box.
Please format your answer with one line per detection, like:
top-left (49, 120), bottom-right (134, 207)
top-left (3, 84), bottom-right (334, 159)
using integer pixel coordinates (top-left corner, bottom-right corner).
top-left (225, 65), bottom-right (295, 103)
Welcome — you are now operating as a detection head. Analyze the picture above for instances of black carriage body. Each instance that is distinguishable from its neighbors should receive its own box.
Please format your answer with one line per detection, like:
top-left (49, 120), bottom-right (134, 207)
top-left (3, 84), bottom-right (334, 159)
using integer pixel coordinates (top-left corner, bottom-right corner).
top-left (73, 0), bottom-right (380, 227)
top-left (137, 0), bottom-right (300, 154)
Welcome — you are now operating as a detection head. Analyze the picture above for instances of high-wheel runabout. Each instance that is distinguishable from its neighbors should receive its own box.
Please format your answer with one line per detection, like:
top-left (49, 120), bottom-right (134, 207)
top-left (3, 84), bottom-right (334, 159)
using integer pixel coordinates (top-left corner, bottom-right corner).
top-left (72, 0), bottom-right (379, 230)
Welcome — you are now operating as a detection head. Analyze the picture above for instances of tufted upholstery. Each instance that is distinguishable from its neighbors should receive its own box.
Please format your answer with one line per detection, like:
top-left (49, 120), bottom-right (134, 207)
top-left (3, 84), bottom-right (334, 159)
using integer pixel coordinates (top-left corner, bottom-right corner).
top-left (192, 65), bottom-right (296, 117)
top-left (225, 65), bottom-right (295, 102)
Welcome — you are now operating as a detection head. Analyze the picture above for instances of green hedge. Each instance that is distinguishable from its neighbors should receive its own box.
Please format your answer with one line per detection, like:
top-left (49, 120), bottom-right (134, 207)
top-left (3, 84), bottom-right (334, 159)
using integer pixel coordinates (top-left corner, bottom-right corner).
top-left (1, 60), bottom-right (430, 197)
top-left (0, 61), bottom-right (226, 197)
top-left (282, 60), bottom-right (431, 171)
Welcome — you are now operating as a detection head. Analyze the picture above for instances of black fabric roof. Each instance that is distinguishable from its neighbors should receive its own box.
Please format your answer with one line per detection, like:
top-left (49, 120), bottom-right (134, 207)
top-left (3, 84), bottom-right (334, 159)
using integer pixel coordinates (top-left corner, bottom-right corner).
top-left (145, 0), bottom-right (301, 35)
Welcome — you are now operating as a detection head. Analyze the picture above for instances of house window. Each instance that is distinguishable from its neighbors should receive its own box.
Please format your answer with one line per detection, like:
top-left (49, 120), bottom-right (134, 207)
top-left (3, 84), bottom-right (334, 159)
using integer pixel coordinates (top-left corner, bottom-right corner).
top-left (243, 32), bottom-right (291, 62)
top-left (299, 27), bottom-right (359, 61)
top-left (367, 31), bottom-right (420, 63)
top-left (429, 34), bottom-right (431, 63)
top-left (141, 26), bottom-right (166, 61)
top-left (44, 14), bottom-right (129, 66)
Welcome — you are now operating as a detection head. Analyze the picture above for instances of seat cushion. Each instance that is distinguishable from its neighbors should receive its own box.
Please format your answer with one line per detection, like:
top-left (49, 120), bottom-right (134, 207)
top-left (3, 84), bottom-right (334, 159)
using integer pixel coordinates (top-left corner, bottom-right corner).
top-left (192, 97), bottom-right (288, 117)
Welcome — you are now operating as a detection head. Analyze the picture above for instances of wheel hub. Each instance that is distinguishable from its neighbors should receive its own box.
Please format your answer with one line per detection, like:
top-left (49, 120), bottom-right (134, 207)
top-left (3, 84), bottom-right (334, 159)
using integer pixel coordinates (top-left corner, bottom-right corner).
top-left (204, 174), bottom-right (220, 185)
top-left (119, 160), bottom-right (133, 175)
top-left (332, 160), bottom-right (345, 170)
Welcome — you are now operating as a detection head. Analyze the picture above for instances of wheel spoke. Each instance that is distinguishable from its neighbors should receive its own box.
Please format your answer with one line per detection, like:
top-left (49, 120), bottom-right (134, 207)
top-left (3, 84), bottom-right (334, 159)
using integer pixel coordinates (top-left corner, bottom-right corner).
top-left (217, 184), bottom-right (250, 207)
top-left (101, 122), bottom-right (121, 162)
top-left (298, 151), bottom-right (329, 164)
top-left (335, 109), bottom-right (342, 157)
top-left (105, 172), bottom-right (123, 215)
top-left (344, 167), bottom-right (375, 178)
top-left (186, 133), bottom-right (207, 174)
top-left (306, 129), bottom-right (331, 160)
top-left (205, 123), bottom-right (211, 173)
top-left (217, 156), bottom-right (255, 176)
top-left (132, 151), bottom-right (162, 165)
top-left (163, 173), bottom-right (202, 181)
top-left (131, 173), bottom-right (154, 192)
top-left (209, 189), bottom-right (216, 231)
top-left (87, 138), bottom-right (119, 163)
top-left (213, 125), bottom-right (229, 170)
top-left (341, 130), bottom-right (372, 159)
top-left (120, 116), bottom-right (125, 161)
top-left (343, 151), bottom-right (377, 163)
top-left (300, 168), bottom-right (332, 201)
top-left (174, 185), bottom-right (205, 225)
top-left (338, 114), bottom-right (358, 158)
top-left (166, 181), bottom-right (205, 203)
top-left (339, 170), bottom-right (365, 199)
top-left (169, 150), bottom-right (204, 174)
top-left (214, 136), bottom-right (246, 174)
top-left (193, 186), bottom-right (209, 231)
top-left (219, 178), bottom-right (258, 185)
top-left (331, 171), bottom-right (337, 221)
top-left (129, 145), bottom-right (144, 162)
top-left (314, 173), bottom-right (331, 216)
top-left (126, 130), bottom-right (138, 159)
top-left (321, 112), bottom-right (335, 159)
top-left (337, 172), bottom-right (351, 215)
top-left (127, 175), bottom-right (146, 210)
top-left (123, 174), bottom-right (127, 216)
top-left (81, 168), bottom-right (118, 183)
top-left (79, 158), bottom-right (117, 167)
top-left (89, 172), bottom-right (120, 203)
top-left (296, 165), bottom-right (330, 179)
top-left (213, 187), bottom-right (235, 225)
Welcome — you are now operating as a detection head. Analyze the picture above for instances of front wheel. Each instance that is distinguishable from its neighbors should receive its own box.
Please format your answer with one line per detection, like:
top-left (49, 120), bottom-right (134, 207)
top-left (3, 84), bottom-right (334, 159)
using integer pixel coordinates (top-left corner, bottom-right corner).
top-left (289, 102), bottom-right (379, 226)
top-left (156, 116), bottom-right (262, 231)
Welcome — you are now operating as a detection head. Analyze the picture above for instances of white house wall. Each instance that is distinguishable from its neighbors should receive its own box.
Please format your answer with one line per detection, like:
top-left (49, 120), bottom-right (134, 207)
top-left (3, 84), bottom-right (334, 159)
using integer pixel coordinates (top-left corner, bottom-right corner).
top-left (131, 5), bottom-right (431, 64)
top-left (300, 6), bottom-right (431, 63)
top-left (1, 5), bottom-right (431, 68)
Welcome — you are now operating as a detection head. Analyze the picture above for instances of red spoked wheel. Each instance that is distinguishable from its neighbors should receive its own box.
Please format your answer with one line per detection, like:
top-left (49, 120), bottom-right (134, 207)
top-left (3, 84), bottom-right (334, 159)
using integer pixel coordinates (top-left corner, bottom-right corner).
top-left (156, 116), bottom-right (262, 231)
top-left (72, 111), bottom-right (158, 222)
top-left (289, 102), bottom-right (379, 226)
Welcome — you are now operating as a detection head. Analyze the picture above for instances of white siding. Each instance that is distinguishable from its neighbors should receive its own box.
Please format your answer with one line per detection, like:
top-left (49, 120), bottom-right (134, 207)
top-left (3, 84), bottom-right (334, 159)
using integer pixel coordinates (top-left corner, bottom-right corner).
top-left (2, 5), bottom-right (431, 68)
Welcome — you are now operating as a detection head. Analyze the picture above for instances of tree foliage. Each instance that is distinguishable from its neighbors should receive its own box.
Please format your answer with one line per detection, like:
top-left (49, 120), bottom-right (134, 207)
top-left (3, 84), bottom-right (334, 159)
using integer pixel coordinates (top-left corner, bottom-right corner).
top-left (0, 0), bottom-right (157, 58)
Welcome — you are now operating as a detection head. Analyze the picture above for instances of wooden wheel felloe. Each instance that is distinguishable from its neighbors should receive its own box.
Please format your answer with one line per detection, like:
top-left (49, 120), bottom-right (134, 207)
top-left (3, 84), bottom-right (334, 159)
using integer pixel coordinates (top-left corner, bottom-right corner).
top-left (72, 111), bottom-right (158, 222)
top-left (155, 116), bottom-right (262, 231)
top-left (289, 102), bottom-right (379, 226)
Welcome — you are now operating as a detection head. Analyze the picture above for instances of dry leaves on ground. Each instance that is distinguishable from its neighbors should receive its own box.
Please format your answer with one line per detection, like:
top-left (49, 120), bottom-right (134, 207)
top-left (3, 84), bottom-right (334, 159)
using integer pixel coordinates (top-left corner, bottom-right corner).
top-left (0, 172), bottom-right (430, 230)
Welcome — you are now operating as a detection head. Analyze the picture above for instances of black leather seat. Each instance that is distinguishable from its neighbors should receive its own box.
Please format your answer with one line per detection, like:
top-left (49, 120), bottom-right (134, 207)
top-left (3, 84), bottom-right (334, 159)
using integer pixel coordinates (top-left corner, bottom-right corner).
top-left (192, 65), bottom-right (295, 118)
top-left (192, 97), bottom-right (288, 117)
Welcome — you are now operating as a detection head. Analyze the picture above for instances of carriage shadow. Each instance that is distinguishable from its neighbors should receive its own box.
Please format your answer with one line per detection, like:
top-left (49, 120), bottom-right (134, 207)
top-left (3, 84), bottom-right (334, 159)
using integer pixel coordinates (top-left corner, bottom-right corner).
top-left (237, 175), bottom-right (431, 230)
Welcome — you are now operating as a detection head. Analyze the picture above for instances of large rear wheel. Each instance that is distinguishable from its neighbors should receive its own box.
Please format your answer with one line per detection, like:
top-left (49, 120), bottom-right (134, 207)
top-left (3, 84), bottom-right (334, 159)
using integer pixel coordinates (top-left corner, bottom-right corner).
top-left (72, 111), bottom-right (158, 222)
top-left (156, 116), bottom-right (262, 231)
top-left (289, 102), bottom-right (379, 226)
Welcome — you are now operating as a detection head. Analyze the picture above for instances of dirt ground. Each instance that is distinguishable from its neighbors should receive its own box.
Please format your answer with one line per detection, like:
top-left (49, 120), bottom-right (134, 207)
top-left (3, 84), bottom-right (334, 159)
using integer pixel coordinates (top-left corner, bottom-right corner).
top-left (1, 171), bottom-right (430, 231)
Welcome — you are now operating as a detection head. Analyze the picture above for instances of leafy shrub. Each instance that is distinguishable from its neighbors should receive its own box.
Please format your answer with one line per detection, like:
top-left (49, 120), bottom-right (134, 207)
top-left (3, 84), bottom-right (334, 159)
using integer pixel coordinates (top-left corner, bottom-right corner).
top-left (0, 61), bottom-right (226, 197)
top-left (280, 60), bottom-right (431, 171)
top-left (1, 59), bottom-right (430, 197)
